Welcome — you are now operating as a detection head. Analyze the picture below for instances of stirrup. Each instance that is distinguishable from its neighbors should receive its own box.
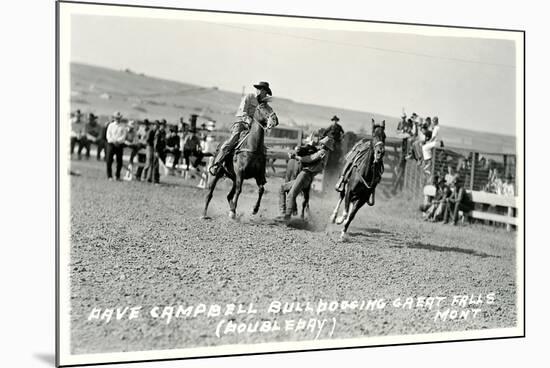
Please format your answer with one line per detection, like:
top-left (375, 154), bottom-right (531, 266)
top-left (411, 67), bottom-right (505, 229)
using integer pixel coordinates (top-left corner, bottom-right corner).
top-left (208, 164), bottom-right (219, 176)
top-left (335, 178), bottom-right (346, 192)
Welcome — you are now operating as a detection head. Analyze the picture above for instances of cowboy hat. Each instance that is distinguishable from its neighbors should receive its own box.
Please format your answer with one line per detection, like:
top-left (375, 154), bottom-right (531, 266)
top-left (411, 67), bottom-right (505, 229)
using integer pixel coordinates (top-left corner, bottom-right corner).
top-left (253, 81), bottom-right (272, 95)
top-left (319, 136), bottom-right (335, 151)
top-left (113, 111), bottom-right (122, 119)
top-left (331, 115), bottom-right (340, 122)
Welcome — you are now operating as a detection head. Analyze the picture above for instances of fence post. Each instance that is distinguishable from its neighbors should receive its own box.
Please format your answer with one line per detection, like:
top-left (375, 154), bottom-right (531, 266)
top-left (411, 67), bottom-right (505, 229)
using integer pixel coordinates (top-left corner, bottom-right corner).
top-left (470, 152), bottom-right (477, 190)
top-left (506, 207), bottom-right (513, 232)
top-left (296, 129), bottom-right (303, 146)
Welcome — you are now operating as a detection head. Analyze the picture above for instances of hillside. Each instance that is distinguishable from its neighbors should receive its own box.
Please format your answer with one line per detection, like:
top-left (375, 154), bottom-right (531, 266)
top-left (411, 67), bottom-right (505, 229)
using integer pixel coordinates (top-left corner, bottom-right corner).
top-left (70, 62), bottom-right (516, 154)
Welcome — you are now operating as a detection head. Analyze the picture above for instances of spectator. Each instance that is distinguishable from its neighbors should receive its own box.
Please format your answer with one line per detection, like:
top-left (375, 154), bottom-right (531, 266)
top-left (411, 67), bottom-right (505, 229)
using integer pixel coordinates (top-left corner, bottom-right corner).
top-left (445, 175), bottom-right (474, 225)
top-left (134, 119), bottom-right (150, 181)
top-left (422, 116), bottom-right (440, 172)
top-left (165, 125), bottom-right (182, 169)
top-left (77, 113), bottom-right (100, 159)
top-left (444, 164), bottom-right (458, 186)
top-left (142, 120), bottom-right (158, 182)
top-left (150, 119), bottom-right (167, 184)
top-left (502, 174), bottom-right (515, 197)
top-left (494, 169), bottom-right (504, 195)
top-left (125, 120), bottom-right (138, 164)
top-left (96, 119), bottom-right (110, 161)
top-left (396, 112), bottom-right (407, 134)
top-left (105, 112), bottom-right (128, 181)
top-left (423, 177), bottom-right (450, 222)
top-left (182, 128), bottom-right (204, 173)
top-left (70, 109), bottom-right (83, 157)
top-left (197, 134), bottom-right (217, 189)
top-left (410, 122), bottom-right (431, 165)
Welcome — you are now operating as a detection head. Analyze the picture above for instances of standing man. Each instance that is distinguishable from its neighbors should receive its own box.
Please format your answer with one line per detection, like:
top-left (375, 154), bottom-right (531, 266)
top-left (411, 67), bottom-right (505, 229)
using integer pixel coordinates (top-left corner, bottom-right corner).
top-left (150, 119), bottom-right (167, 184)
top-left (209, 81), bottom-right (272, 175)
top-left (78, 113), bottom-right (100, 159)
top-left (105, 112), bottom-right (128, 181)
top-left (70, 109), bottom-right (83, 157)
top-left (96, 119), bottom-right (109, 161)
top-left (142, 119), bottom-right (158, 182)
top-left (322, 115), bottom-right (344, 193)
top-left (277, 136), bottom-right (335, 222)
top-left (134, 119), bottom-right (150, 180)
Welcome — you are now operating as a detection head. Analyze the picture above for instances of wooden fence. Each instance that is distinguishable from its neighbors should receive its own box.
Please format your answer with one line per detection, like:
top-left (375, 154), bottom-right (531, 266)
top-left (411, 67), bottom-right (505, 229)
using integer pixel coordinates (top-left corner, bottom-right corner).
top-left (423, 184), bottom-right (518, 231)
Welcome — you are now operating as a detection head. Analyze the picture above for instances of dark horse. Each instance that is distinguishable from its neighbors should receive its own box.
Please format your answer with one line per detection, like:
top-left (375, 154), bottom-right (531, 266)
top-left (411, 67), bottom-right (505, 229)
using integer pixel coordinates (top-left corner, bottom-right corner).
top-left (202, 102), bottom-right (279, 219)
top-left (330, 119), bottom-right (386, 241)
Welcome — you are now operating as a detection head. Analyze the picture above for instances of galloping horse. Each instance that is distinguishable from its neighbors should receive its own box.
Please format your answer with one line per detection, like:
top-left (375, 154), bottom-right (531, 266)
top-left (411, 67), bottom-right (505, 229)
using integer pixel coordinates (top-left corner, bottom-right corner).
top-left (330, 119), bottom-right (386, 241)
top-left (202, 102), bottom-right (279, 219)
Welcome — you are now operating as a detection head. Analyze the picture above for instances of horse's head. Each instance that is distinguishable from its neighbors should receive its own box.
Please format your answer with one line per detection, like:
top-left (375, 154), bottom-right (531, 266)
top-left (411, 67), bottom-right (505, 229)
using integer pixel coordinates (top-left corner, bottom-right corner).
top-left (255, 100), bottom-right (279, 130)
top-left (371, 118), bottom-right (386, 162)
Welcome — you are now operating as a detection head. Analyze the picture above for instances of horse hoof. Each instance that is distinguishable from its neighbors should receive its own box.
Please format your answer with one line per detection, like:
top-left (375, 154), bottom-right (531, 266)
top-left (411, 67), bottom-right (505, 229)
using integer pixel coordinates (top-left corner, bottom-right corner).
top-left (229, 211), bottom-right (236, 219)
top-left (335, 216), bottom-right (346, 225)
top-left (339, 232), bottom-right (349, 242)
top-left (200, 215), bottom-right (211, 220)
top-left (252, 208), bottom-right (259, 215)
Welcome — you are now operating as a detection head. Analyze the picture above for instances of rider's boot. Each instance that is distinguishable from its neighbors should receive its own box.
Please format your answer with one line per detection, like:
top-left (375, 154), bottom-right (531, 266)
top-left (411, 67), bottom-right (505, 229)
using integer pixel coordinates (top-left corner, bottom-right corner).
top-left (335, 175), bottom-right (346, 192)
top-left (208, 152), bottom-right (225, 176)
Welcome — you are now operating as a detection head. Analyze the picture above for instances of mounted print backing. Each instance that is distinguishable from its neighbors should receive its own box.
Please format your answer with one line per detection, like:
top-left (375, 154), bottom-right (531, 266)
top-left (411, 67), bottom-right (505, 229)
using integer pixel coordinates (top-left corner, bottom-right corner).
top-left (56, 1), bottom-right (525, 366)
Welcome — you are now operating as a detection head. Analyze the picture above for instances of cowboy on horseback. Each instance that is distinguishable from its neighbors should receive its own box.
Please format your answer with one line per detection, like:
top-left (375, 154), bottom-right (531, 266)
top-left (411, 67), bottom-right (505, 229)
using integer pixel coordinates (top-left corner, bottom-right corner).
top-left (276, 136), bottom-right (335, 222)
top-left (209, 81), bottom-right (273, 176)
top-left (334, 119), bottom-right (386, 193)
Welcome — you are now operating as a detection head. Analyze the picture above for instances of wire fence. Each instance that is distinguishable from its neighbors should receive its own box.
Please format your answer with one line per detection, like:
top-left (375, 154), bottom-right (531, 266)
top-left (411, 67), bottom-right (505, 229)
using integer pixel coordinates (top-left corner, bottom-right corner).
top-left (403, 146), bottom-right (517, 199)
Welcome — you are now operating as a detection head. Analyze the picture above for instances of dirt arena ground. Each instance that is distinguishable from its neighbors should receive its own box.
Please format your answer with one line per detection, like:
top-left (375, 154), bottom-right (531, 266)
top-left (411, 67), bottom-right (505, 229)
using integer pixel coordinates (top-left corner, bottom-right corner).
top-left (68, 159), bottom-right (518, 354)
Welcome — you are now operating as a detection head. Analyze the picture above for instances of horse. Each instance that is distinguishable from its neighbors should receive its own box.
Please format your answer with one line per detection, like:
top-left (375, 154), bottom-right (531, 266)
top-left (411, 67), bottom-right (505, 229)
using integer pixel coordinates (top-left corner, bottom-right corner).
top-left (330, 119), bottom-right (386, 241)
top-left (202, 102), bottom-right (279, 219)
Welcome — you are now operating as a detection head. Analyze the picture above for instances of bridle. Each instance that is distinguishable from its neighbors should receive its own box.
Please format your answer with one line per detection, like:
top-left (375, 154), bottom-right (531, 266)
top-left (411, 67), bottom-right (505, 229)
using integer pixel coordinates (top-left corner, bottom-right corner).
top-left (254, 108), bottom-right (277, 131)
top-left (359, 138), bottom-right (385, 190)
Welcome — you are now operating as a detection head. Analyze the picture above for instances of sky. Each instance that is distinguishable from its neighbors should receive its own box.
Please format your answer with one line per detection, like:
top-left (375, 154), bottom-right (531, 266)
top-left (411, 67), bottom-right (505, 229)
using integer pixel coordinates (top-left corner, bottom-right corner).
top-left (71, 14), bottom-right (517, 135)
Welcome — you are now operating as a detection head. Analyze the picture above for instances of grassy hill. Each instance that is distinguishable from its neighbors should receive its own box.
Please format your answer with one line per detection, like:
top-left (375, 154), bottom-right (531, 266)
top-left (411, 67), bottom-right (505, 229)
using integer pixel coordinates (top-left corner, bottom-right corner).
top-left (70, 62), bottom-right (516, 154)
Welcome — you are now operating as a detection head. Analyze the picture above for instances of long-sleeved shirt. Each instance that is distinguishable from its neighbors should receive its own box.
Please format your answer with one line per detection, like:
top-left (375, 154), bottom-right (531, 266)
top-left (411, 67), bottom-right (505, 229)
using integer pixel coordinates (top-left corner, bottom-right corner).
top-left (84, 122), bottom-right (101, 140)
top-left (154, 129), bottom-right (166, 153)
top-left (429, 125), bottom-right (440, 142)
top-left (324, 123), bottom-right (344, 143)
top-left (236, 93), bottom-right (258, 123)
top-left (136, 126), bottom-right (149, 145)
top-left (166, 134), bottom-right (180, 149)
top-left (182, 134), bottom-right (201, 151)
top-left (106, 121), bottom-right (128, 144)
top-left (299, 148), bottom-right (329, 175)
